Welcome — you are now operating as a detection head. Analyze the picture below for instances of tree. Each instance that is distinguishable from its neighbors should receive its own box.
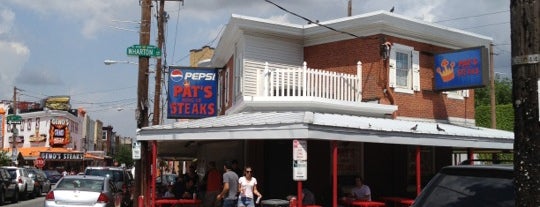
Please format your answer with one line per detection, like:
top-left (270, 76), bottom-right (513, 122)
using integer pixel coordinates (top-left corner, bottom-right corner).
top-left (0, 151), bottom-right (12, 166)
top-left (114, 145), bottom-right (134, 168)
top-left (474, 78), bottom-right (512, 107)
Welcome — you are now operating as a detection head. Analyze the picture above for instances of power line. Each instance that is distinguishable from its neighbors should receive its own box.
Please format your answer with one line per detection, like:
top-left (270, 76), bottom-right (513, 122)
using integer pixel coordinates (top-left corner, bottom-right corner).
top-left (264, 0), bottom-right (361, 38)
top-left (458, 21), bottom-right (509, 30)
top-left (434, 10), bottom-right (509, 23)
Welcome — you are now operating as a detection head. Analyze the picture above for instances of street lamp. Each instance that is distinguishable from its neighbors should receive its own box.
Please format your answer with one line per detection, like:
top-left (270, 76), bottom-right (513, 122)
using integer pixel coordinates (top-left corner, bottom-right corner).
top-left (104, 59), bottom-right (138, 65)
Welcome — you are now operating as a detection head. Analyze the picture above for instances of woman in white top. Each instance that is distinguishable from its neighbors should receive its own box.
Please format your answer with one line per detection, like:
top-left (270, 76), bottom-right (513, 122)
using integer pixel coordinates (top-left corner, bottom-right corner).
top-left (238, 166), bottom-right (262, 207)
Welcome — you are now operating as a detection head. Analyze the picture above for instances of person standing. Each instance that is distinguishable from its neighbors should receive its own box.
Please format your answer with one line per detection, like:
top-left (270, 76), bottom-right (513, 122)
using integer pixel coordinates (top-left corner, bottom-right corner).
top-left (217, 161), bottom-right (239, 207)
top-left (238, 166), bottom-right (262, 207)
top-left (203, 161), bottom-right (222, 207)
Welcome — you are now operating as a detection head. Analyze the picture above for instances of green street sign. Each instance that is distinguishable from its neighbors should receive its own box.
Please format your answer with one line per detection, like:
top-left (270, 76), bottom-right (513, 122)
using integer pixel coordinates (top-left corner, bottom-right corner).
top-left (127, 44), bottom-right (162, 57)
top-left (6, 115), bottom-right (22, 125)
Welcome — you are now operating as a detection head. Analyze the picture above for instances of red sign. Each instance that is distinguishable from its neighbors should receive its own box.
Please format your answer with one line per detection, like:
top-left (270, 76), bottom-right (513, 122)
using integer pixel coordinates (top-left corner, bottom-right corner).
top-left (34, 157), bottom-right (45, 168)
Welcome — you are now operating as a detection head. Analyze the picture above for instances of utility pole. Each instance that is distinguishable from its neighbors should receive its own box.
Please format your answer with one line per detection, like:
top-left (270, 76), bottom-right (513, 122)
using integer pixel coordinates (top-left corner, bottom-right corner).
top-left (134, 0), bottom-right (151, 206)
top-left (11, 87), bottom-right (18, 165)
top-left (347, 0), bottom-right (352, 17)
top-left (510, 0), bottom-right (540, 206)
top-left (153, 0), bottom-right (166, 126)
top-left (490, 43), bottom-right (496, 129)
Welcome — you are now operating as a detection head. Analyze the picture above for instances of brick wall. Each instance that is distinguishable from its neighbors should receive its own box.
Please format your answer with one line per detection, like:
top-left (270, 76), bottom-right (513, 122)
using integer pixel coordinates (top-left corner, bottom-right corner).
top-left (304, 34), bottom-right (475, 120)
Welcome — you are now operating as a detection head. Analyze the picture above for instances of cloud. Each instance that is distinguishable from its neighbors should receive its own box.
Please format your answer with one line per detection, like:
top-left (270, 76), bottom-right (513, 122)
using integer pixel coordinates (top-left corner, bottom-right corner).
top-left (0, 41), bottom-right (30, 99)
top-left (4, 0), bottom-right (137, 38)
top-left (0, 6), bottom-right (14, 35)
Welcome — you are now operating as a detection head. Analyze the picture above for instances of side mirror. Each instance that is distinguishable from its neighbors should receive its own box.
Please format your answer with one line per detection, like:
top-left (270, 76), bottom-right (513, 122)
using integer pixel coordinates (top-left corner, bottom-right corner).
top-left (29, 173), bottom-right (35, 179)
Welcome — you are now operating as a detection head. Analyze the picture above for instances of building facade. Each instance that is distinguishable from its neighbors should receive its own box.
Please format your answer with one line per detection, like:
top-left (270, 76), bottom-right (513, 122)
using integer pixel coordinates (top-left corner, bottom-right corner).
top-left (138, 11), bottom-right (512, 206)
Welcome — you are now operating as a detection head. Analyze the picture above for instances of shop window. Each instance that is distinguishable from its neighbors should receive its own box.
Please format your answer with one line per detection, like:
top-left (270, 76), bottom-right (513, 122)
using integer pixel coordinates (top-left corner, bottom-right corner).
top-left (389, 43), bottom-right (420, 94)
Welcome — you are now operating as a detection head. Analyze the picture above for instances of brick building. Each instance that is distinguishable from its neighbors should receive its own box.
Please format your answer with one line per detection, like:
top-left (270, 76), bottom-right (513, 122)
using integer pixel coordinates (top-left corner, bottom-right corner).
top-left (138, 11), bottom-right (512, 206)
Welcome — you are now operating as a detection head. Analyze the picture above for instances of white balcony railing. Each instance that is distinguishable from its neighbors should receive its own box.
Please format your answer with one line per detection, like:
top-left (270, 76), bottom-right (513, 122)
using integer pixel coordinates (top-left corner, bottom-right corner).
top-left (256, 61), bottom-right (362, 102)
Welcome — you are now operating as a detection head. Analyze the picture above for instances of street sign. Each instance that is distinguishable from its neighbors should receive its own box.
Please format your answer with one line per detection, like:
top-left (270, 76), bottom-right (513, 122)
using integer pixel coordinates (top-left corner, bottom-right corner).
top-left (127, 44), bottom-right (162, 57)
top-left (6, 115), bottom-right (22, 125)
top-left (132, 141), bottom-right (141, 160)
top-left (292, 139), bottom-right (307, 161)
top-left (292, 139), bottom-right (308, 181)
top-left (34, 157), bottom-right (45, 168)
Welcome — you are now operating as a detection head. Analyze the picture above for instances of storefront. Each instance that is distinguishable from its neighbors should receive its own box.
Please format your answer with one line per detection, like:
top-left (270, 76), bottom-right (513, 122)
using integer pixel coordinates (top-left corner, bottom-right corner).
top-left (136, 111), bottom-right (514, 207)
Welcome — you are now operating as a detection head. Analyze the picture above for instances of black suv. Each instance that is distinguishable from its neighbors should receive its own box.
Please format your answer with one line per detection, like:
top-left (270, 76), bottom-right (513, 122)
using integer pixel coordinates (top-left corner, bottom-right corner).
top-left (84, 166), bottom-right (133, 207)
top-left (412, 165), bottom-right (514, 207)
top-left (0, 168), bottom-right (19, 204)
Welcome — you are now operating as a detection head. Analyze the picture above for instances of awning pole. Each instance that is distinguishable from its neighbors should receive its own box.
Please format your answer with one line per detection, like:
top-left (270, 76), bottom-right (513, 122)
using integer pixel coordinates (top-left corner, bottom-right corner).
top-left (151, 140), bottom-right (157, 206)
top-left (416, 146), bottom-right (421, 195)
top-left (467, 148), bottom-right (474, 165)
top-left (332, 141), bottom-right (338, 207)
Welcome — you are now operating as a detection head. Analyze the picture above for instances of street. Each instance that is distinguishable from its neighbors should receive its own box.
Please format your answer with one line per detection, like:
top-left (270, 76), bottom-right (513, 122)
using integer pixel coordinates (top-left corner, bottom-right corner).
top-left (3, 196), bottom-right (44, 207)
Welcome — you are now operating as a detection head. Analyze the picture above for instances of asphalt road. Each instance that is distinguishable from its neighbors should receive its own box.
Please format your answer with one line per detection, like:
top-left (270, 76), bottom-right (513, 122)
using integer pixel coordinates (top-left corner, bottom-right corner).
top-left (3, 196), bottom-right (45, 207)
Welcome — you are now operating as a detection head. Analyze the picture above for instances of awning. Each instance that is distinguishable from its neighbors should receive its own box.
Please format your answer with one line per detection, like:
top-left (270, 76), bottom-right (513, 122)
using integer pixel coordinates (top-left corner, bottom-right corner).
top-left (3, 147), bottom-right (84, 160)
top-left (137, 111), bottom-right (514, 150)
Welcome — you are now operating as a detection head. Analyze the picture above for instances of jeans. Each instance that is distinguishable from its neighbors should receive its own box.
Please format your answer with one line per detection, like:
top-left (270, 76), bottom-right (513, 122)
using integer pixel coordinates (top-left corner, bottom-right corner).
top-left (223, 199), bottom-right (237, 207)
top-left (238, 197), bottom-right (255, 207)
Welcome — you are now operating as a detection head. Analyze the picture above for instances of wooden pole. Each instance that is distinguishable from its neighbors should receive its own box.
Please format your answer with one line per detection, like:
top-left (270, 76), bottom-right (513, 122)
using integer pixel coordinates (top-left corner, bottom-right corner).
top-left (490, 43), bottom-right (496, 129)
top-left (134, 0), bottom-right (151, 206)
top-left (153, 0), bottom-right (165, 126)
top-left (510, 0), bottom-right (540, 206)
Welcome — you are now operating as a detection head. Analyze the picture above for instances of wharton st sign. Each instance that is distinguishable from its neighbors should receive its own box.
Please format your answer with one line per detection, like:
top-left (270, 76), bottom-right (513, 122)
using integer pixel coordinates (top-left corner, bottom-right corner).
top-left (126, 44), bottom-right (162, 57)
top-left (40, 152), bottom-right (84, 160)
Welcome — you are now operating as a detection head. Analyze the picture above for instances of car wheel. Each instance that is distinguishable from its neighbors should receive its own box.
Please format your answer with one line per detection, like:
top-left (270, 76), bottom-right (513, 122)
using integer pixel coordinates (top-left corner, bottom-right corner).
top-left (0, 188), bottom-right (5, 205)
top-left (11, 187), bottom-right (19, 203)
top-left (20, 186), bottom-right (27, 200)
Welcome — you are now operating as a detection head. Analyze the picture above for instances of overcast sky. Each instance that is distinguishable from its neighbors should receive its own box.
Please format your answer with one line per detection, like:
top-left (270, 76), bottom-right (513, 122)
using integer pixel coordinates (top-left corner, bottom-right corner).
top-left (0, 0), bottom-right (511, 138)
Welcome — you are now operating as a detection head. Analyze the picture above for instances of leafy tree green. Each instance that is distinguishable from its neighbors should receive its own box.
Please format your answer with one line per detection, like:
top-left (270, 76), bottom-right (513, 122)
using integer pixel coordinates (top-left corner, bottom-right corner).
top-left (474, 78), bottom-right (512, 107)
top-left (114, 145), bottom-right (133, 167)
top-left (0, 150), bottom-right (12, 166)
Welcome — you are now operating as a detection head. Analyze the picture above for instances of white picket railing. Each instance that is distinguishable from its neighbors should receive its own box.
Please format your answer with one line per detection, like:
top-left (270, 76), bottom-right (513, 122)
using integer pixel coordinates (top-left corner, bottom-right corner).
top-left (257, 61), bottom-right (362, 102)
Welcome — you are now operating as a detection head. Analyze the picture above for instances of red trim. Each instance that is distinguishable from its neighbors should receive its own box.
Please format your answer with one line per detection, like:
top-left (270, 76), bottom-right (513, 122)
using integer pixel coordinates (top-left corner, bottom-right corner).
top-left (297, 181), bottom-right (303, 207)
top-left (332, 141), bottom-right (338, 207)
top-left (416, 146), bottom-right (421, 195)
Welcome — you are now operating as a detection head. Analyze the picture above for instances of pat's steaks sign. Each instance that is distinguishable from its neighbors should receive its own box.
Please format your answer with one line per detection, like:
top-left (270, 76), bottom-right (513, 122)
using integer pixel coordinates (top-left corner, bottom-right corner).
top-left (167, 67), bottom-right (218, 119)
top-left (40, 152), bottom-right (84, 160)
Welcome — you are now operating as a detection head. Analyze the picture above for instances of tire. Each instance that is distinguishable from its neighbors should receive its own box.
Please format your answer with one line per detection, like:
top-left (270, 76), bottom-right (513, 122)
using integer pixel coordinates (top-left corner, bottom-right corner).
top-left (20, 186), bottom-right (27, 200)
top-left (11, 187), bottom-right (19, 203)
top-left (0, 188), bottom-right (5, 205)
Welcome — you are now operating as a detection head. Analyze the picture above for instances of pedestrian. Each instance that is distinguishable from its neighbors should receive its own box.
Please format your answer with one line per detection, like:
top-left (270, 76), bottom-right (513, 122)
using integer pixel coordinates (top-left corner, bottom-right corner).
top-left (238, 166), bottom-right (262, 207)
top-left (203, 161), bottom-right (222, 207)
top-left (350, 176), bottom-right (371, 201)
top-left (231, 160), bottom-right (242, 178)
top-left (217, 161), bottom-right (238, 207)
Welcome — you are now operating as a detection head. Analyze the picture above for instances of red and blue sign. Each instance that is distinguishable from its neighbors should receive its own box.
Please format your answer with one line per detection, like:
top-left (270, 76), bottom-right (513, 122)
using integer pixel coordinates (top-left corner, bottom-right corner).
top-left (433, 46), bottom-right (489, 91)
top-left (167, 67), bottom-right (218, 119)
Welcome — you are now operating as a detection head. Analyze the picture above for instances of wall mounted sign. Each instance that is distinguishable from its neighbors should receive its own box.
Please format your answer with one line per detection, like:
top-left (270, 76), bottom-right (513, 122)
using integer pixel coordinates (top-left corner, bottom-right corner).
top-left (434, 46), bottom-right (489, 91)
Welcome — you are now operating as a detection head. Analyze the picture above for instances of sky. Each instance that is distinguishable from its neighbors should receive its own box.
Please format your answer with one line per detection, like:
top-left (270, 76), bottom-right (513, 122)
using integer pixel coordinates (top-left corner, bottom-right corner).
top-left (0, 0), bottom-right (512, 138)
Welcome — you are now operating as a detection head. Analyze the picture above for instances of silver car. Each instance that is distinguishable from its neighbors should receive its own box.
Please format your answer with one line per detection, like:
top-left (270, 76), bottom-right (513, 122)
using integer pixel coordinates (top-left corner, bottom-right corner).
top-left (0, 166), bottom-right (35, 200)
top-left (45, 175), bottom-right (124, 207)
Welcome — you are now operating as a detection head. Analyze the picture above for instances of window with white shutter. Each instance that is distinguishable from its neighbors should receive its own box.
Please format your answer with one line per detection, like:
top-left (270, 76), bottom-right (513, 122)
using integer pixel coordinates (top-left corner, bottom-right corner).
top-left (389, 43), bottom-right (420, 94)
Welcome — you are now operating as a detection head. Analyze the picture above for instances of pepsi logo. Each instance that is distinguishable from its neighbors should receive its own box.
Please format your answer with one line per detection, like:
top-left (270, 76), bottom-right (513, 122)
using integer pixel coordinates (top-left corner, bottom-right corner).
top-left (170, 69), bottom-right (183, 82)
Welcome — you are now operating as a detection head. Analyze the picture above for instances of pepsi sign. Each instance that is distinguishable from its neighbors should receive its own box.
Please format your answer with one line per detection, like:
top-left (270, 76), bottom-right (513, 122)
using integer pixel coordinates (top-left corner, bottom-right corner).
top-left (167, 67), bottom-right (218, 119)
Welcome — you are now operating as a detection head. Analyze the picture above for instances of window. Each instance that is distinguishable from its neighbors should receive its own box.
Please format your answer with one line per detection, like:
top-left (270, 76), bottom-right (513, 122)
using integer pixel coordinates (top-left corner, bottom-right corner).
top-left (233, 42), bottom-right (244, 103)
top-left (389, 44), bottom-right (420, 94)
top-left (444, 90), bottom-right (470, 100)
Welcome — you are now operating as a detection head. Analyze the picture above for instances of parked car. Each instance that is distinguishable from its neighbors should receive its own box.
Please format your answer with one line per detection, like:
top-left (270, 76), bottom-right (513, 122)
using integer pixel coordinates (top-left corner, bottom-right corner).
top-left (44, 170), bottom-right (63, 185)
top-left (84, 167), bottom-right (133, 207)
top-left (0, 166), bottom-right (35, 200)
top-left (0, 167), bottom-right (19, 204)
top-left (26, 167), bottom-right (52, 196)
top-left (44, 175), bottom-right (123, 207)
top-left (412, 165), bottom-right (514, 207)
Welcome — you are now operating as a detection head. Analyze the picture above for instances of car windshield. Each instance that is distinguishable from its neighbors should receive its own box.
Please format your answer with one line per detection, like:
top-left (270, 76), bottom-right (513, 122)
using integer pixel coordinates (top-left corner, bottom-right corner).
top-left (417, 173), bottom-right (514, 207)
top-left (5, 169), bottom-right (17, 179)
top-left (56, 178), bottom-right (104, 192)
top-left (85, 169), bottom-right (124, 182)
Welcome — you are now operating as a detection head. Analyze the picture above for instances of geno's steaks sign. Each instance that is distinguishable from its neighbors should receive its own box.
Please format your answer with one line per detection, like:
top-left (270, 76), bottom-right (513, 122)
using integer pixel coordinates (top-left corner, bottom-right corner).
top-left (40, 152), bottom-right (84, 160)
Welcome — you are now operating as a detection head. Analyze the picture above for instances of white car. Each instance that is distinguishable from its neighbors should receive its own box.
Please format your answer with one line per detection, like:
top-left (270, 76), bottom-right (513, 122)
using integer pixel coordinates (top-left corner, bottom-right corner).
top-left (45, 175), bottom-right (124, 207)
top-left (0, 166), bottom-right (36, 200)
